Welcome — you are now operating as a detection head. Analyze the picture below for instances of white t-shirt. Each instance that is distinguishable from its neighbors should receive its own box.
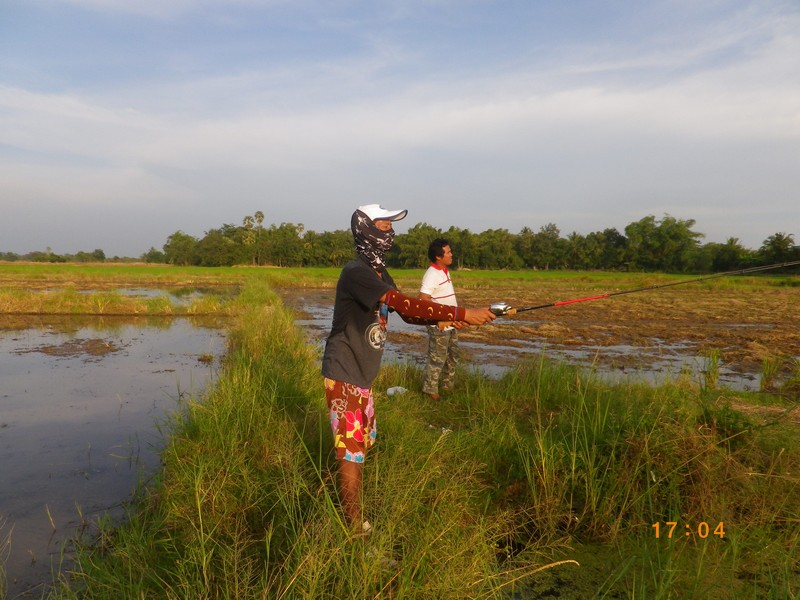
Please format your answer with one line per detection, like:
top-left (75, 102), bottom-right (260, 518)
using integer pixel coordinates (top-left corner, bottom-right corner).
top-left (420, 264), bottom-right (457, 307)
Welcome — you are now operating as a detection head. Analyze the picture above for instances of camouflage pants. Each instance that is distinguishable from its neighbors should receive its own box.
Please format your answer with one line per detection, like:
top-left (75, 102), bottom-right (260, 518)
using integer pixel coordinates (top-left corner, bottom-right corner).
top-left (422, 326), bottom-right (459, 395)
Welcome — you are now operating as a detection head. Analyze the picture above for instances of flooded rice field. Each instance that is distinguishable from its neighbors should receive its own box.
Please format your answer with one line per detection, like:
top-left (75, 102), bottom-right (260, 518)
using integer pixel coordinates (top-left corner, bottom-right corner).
top-left (280, 287), bottom-right (800, 392)
top-left (0, 315), bottom-right (226, 598)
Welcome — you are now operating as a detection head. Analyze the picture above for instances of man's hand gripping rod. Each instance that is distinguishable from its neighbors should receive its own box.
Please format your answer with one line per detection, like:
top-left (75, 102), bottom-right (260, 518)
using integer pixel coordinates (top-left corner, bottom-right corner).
top-left (437, 302), bottom-right (515, 330)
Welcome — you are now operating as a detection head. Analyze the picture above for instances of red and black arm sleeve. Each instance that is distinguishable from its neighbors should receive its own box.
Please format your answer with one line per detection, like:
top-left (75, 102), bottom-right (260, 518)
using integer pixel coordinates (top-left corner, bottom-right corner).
top-left (383, 289), bottom-right (465, 324)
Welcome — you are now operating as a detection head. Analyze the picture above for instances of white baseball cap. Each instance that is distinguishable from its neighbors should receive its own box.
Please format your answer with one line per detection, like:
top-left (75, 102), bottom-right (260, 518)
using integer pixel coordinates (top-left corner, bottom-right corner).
top-left (357, 204), bottom-right (408, 222)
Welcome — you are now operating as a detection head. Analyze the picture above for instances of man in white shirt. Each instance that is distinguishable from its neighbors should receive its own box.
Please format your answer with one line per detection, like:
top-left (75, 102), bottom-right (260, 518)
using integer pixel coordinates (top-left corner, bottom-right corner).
top-left (419, 238), bottom-right (460, 400)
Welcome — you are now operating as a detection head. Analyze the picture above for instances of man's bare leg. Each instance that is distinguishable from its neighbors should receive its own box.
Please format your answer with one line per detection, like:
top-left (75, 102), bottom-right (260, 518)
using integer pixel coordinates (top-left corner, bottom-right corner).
top-left (338, 459), bottom-right (363, 528)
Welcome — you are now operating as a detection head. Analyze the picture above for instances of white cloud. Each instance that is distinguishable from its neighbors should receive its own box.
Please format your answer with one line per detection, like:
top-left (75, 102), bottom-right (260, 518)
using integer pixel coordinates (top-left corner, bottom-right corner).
top-left (0, 86), bottom-right (161, 166)
top-left (4, 13), bottom-right (798, 171)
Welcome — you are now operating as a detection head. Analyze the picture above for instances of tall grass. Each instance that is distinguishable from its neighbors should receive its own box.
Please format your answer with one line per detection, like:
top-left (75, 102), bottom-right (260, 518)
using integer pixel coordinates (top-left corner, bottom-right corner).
top-left (0, 286), bottom-right (238, 316)
top-left (703, 348), bottom-right (722, 390)
top-left (378, 358), bottom-right (800, 597)
top-left (48, 278), bottom-right (800, 599)
top-left (50, 281), bottom-right (556, 598)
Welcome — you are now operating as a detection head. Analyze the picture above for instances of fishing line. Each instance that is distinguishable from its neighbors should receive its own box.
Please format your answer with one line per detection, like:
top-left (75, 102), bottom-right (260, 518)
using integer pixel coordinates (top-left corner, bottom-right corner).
top-left (491, 259), bottom-right (800, 316)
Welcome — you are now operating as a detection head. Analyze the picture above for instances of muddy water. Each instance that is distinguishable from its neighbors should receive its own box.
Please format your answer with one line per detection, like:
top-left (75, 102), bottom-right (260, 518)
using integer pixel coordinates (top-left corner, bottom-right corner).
top-left (281, 289), bottom-right (765, 391)
top-left (0, 317), bottom-right (226, 598)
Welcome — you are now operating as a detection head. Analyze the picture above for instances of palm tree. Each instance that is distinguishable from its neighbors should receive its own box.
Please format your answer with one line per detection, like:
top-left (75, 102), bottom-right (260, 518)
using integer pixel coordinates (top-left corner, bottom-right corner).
top-left (759, 232), bottom-right (796, 264)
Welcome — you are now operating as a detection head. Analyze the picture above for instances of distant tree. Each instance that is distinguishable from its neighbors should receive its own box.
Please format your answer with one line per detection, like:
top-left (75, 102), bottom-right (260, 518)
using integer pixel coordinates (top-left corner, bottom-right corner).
top-left (242, 211), bottom-right (267, 265)
top-left (141, 247), bottom-right (167, 263)
top-left (658, 215), bottom-right (704, 271)
top-left (279, 223), bottom-right (306, 267)
top-left (302, 229), bottom-right (353, 267)
top-left (26, 250), bottom-right (66, 263)
top-left (624, 216), bottom-right (660, 270)
top-left (194, 230), bottom-right (242, 266)
top-left (564, 231), bottom-right (609, 270)
top-left (530, 223), bottom-right (564, 270)
top-left (444, 226), bottom-right (478, 269)
top-left (163, 231), bottom-right (198, 266)
top-left (701, 238), bottom-right (750, 272)
top-left (759, 232), bottom-right (796, 264)
top-left (327, 230), bottom-right (355, 266)
top-left (259, 223), bottom-right (305, 266)
top-left (253, 211), bottom-right (265, 264)
top-left (625, 214), bottom-right (703, 272)
top-left (598, 228), bottom-right (627, 269)
top-left (515, 227), bottom-right (535, 268)
top-left (563, 232), bottom-right (585, 269)
top-left (391, 223), bottom-right (442, 268)
top-left (475, 229), bottom-right (523, 269)
top-left (73, 251), bottom-right (94, 262)
top-left (243, 216), bottom-right (256, 260)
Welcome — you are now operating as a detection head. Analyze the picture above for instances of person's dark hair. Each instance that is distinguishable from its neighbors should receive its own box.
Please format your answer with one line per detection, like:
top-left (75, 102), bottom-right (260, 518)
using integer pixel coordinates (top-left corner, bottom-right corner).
top-left (428, 238), bottom-right (450, 263)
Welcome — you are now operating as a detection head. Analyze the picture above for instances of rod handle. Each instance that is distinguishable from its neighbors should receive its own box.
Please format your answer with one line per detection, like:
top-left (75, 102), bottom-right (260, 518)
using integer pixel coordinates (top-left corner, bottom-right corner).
top-left (436, 307), bottom-right (516, 330)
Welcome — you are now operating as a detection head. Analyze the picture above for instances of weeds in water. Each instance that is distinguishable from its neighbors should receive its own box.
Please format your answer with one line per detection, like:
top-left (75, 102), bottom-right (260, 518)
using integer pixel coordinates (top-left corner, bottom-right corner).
top-left (761, 356), bottom-right (784, 392)
top-left (780, 358), bottom-right (800, 399)
top-left (703, 348), bottom-right (722, 390)
top-left (144, 295), bottom-right (174, 314)
top-left (0, 286), bottom-right (237, 317)
top-left (46, 505), bottom-right (57, 531)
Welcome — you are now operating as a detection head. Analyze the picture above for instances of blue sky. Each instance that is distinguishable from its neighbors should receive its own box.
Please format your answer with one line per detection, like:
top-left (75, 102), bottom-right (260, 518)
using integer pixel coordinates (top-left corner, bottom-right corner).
top-left (1, 0), bottom-right (798, 257)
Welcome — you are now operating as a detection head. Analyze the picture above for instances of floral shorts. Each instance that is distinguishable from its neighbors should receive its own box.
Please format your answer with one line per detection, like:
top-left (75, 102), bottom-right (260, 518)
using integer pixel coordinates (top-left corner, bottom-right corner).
top-left (324, 378), bottom-right (377, 463)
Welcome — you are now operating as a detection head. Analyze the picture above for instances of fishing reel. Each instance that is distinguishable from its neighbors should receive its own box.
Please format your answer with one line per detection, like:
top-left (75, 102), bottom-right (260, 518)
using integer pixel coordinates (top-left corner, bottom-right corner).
top-left (490, 302), bottom-right (514, 316)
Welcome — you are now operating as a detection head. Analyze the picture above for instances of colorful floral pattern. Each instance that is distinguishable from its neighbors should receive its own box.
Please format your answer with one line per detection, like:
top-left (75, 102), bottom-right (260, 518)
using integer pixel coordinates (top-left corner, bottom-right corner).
top-left (346, 409), bottom-right (364, 442)
top-left (324, 378), bottom-right (376, 462)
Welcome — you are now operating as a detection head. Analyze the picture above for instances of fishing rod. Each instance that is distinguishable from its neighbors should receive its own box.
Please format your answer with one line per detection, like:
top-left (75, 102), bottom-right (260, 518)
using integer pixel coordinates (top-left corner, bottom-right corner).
top-left (488, 259), bottom-right (800, 317)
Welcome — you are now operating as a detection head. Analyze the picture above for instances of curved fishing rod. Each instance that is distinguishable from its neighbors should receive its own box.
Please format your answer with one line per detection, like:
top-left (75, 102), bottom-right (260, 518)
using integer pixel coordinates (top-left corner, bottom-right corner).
top-left (489, 259), bottom-right (800, 317)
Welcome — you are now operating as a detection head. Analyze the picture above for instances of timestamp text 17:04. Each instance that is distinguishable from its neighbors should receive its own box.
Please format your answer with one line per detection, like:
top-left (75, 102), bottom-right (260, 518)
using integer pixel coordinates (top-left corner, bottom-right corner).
top-left (652, 522), bottom-right (725, 539)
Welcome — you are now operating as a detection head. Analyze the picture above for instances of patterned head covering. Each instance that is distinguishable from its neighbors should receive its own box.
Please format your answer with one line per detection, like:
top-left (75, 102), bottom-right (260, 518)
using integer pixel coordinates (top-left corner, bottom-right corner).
top-left (351, 209), bottom-right (398, 271)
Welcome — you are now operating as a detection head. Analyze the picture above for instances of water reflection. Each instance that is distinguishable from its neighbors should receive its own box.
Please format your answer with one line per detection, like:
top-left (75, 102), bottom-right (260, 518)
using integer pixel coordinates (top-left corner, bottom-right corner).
top-left (0, 317), bottom-right (226, 597)
top-left (74, 286), bottom-right (236, 305)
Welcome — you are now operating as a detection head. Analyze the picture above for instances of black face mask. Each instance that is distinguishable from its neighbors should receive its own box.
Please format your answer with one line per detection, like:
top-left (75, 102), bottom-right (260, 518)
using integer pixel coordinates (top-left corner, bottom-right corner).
top-left (351, 210), bottom-right (395, 272)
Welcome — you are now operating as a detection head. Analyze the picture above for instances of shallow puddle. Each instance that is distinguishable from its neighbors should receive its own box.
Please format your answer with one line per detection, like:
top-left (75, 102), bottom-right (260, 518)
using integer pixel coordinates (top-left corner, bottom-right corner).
top-left (0, 317), bottom-right (226, 598)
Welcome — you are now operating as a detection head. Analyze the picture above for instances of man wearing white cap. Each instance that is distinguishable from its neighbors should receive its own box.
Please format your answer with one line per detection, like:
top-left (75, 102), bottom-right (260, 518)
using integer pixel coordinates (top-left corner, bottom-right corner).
top-left (321, 204), bottom-right (496, 532)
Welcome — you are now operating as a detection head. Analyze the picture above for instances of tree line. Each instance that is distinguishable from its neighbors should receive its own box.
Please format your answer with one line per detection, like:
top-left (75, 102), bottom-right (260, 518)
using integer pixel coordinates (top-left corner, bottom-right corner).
top-left (3, 212), bottom-right (798, 273)
top-left (0, 248), bottom-right (108, 263)
top-left (151, 212), bottom-right (797, 273)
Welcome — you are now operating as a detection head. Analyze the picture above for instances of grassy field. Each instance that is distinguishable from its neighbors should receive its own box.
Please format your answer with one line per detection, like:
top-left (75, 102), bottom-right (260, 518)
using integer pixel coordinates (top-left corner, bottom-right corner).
top-left (2, 263), bottom-right (799, 598)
